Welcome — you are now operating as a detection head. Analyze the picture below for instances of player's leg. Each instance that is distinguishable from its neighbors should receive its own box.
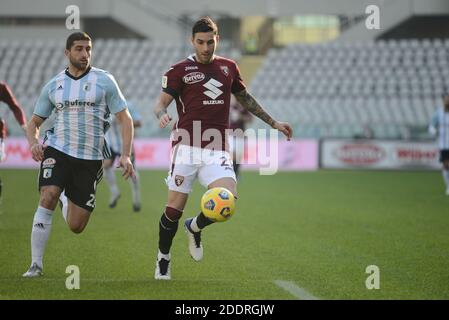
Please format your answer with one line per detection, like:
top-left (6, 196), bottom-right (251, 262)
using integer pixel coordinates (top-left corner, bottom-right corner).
top-left (0, 118), bottom-right (5, 199)
top-left (0, 117), bottom-right (6, 162)
top-left (442, 154), bottom-right (449, 195)
top-left (23, 147), bottom-right (68, 277)
top-left (155, 190), bottom-right (189, 280)
top-left (184, 150), bottom-right (237, 262)
top-left (103, 153), bottom-right (120, 208)
top-left (63, 157), bottom-right (103, 233)
top-left (155, 145), bottom-right (197, 279)
top-left (129, 149), bottom-right (141, 212)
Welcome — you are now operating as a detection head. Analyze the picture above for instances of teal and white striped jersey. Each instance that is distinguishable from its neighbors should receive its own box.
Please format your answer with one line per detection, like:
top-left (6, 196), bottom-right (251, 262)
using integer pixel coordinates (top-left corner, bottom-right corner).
top-left (34, 67), bottom-right (127, 160)
top-left (430, 106), bottom-right (449, 150)
top-left (105, 102), bottom-right (142, 153)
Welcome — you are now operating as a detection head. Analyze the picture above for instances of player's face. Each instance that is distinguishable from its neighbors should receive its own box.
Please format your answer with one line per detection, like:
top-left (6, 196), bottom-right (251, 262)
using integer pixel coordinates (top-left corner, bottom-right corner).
top-left (192, 32), bottom-right (219, 64)
top-left (65, 40), bottom-right (92, 71)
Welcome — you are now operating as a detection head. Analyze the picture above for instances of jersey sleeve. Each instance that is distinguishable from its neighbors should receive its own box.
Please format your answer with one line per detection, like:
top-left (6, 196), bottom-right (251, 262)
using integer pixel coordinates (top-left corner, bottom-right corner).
top-left (104, 73), bottom-right (127, 114)
top-left (33, 81), bottom-right (54, 119)
top-left (162, 66), bottom-right (183, 98)
top-left (127, 102), bottom-right (142, 122)
top-left (231, 62), bottom-right (246, 94)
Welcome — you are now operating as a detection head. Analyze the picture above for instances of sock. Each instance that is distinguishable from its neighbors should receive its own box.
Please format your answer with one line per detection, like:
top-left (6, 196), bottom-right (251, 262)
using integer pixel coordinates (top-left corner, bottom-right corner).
top-left (104, 167), bottom-right (119, 198)
top-left (233, 162), bottom-right (240, 179)
top-left (30, 206), bottom-right (54, 268)
top-left (190, 212), bottom-right (214, 232)
top-left (443, 169), bottom-right (449, 189)
top-left (129, 170), bottom-right (141, 205)
top-left (158, 207), bottom-right (183, 255)
top-left (59, 190), bottom-right (68, 223)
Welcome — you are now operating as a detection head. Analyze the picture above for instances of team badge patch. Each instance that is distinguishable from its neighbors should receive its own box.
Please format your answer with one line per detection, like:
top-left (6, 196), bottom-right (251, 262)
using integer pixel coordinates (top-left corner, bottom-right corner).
top-left (175, 175), bottom-right (184, 186)
top-left (83, 82), bottom-right (91, 92)
top-left (43, 168), bottom-right (52, 179)
top-left (220, 66), bottom-right (229, 77)
top-left (162, 76), bottom-right (168, 88)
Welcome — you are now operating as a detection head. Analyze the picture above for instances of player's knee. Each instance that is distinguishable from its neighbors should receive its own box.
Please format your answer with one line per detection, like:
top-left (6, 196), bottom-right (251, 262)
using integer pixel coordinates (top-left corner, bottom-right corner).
top-left (69, 222), bottom-right (86, 234)
top-left (165, 206), bottom-right (183, 222)
top-left (39, 188), bottom-right (60, 208)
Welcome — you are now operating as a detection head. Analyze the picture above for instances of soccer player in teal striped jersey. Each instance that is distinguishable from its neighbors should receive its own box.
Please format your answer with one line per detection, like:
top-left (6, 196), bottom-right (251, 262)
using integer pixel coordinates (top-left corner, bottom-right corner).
top-left (23, 32), bottom-right (135, 277)
top-left (429, 93), bottom-right (449, 195)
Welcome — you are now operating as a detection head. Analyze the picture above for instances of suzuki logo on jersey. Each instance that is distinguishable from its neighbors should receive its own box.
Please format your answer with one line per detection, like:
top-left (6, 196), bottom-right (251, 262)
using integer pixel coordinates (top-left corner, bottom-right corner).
top-left (203, 78), bottom-right (223, 100)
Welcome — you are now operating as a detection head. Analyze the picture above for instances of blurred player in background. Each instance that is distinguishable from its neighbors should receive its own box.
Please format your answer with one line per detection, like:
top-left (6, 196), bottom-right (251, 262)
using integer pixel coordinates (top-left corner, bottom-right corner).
top-left (22, 32), bottom-right (134, 277)
top-left (229, 96), bottom-right (252, 179)
top-left (0, 81), bottom-right (27, 199)
top-left (104, 102), bottom-right (142, 212)
top-left (429, 93), bottom-right (449, 195)
top-left (152, 17), bottom-right (292, 280)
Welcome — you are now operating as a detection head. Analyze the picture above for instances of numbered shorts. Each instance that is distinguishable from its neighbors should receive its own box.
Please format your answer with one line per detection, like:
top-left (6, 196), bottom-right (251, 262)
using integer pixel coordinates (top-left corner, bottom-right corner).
top-left (38, 146), bottom-right (103, 212)
top-left (166, 144), bottom-right (236, 194)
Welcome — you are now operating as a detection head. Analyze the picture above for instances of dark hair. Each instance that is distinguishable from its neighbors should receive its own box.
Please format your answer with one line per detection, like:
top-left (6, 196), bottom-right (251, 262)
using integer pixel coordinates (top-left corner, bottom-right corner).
top-left (192, 16), bottom-right (218, 37)
top-left (66, 32), bottom-right (92, 50)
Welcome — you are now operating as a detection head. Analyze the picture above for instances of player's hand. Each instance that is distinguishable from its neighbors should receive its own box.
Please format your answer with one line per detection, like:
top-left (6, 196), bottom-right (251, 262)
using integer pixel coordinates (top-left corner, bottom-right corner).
top-left (159, 113), bottom-right (172, 128)
top-left (117, 155), bottom-right (135, 180)
top-left (273, 121), bottom-right (293, 141)
top-left (30, 143), bottom-right (47, 162)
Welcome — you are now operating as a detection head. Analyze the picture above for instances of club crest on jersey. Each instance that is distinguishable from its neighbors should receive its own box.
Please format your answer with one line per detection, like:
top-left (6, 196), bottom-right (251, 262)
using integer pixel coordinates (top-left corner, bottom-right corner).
top-left (83, 82), bottom-right (91, 92)
top-left (183, 72), bottom-right (205, 84)
top-left (220, 66), bottom-right (229, 77)
top-left (43, 168), bottom-right (52, 179)
top-left (174, 175), bottom-right (184, 186)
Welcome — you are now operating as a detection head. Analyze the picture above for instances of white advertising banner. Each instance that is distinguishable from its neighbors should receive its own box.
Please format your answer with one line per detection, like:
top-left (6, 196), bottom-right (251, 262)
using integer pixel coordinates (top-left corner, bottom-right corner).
top-left (321, 139), bottom-right (440, 170)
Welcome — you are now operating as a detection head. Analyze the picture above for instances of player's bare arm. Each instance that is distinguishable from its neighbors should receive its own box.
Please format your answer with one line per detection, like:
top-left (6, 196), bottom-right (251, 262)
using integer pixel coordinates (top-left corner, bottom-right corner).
top-left (234, 89), bottom-right (293, 140)
top-left (115, 108), bottom-right (135, 179)
top-left (26, 115), bottom-right (46, 162)
top-left (153, 91), bottom-right (174, 128)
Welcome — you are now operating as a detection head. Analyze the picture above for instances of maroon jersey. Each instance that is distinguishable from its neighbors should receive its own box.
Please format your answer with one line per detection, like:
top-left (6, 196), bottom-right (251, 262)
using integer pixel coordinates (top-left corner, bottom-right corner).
top-left (162, 55), bottom-right (246, 150)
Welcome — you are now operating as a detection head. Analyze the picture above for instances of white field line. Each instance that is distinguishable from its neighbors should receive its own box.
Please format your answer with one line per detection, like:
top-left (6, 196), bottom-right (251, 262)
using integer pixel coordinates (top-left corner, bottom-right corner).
top-left (273, 280), bottom-right (320, 300)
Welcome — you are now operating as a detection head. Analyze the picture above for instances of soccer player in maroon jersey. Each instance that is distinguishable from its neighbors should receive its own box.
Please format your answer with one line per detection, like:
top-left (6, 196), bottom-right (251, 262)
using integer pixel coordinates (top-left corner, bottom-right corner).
top-left (0, 81), bottom-right (27, 198)
top-left (152, 17), bottom-right (292, 279)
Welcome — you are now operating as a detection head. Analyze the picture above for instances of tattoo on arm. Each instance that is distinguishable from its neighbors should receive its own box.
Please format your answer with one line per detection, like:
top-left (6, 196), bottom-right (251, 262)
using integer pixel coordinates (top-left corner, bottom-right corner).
top-left (234, 90), bottom-right (275, 127)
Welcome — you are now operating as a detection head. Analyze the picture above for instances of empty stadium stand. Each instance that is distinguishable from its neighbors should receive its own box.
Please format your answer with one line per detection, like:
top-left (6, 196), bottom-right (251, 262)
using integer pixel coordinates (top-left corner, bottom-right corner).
top-left (1, 38), bottom-right (447, 139)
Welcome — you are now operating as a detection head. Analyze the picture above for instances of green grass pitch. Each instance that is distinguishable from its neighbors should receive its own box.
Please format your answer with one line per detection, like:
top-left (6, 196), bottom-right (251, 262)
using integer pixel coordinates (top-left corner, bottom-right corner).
top-left (0, 169), bottom-right (448, 299)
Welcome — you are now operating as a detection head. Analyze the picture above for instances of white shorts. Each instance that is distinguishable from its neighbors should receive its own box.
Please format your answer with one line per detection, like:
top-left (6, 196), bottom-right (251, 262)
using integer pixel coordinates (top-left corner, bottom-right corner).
top-left (165, 144), bottom-right (236, 194)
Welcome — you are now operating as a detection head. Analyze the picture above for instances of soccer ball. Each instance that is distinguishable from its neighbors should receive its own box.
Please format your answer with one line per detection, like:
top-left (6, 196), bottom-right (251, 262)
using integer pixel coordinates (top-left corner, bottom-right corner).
top-left (200, 187), bottom-right (235, 222)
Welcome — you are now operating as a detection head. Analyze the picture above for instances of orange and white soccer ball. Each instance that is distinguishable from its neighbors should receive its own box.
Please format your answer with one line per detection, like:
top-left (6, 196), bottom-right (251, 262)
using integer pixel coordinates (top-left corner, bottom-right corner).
top-left (200, 187), bottom-right (235, 222)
